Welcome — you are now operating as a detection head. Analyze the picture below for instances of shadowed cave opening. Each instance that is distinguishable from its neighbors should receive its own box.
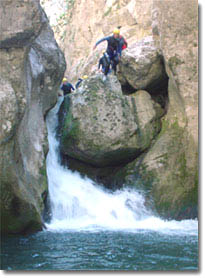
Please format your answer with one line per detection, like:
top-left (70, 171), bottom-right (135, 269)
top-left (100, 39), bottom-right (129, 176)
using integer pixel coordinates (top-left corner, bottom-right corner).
top-left (120, 69), bottom-right (169, 111)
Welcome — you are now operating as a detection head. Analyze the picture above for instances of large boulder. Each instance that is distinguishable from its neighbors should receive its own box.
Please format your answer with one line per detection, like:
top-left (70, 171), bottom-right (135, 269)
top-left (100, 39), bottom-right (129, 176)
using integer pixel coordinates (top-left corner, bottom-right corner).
top-left (59, 74), bottom-right (164, 168)
top-left (117, 36), bottom-right (168, 93)
top-left (0, 0), bottom-right (66, 234)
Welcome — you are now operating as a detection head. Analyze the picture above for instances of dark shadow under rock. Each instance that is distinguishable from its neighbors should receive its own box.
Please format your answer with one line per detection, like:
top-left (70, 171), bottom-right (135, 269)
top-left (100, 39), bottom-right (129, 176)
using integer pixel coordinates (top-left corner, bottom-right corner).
top-left (60, 152), bottom-right (126, 190)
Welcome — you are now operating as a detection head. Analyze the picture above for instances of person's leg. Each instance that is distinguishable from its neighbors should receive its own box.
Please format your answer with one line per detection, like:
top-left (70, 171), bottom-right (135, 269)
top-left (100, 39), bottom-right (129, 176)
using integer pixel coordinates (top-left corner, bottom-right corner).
top-left (106, 51), bottom-right (115, 74)
top-left (102, 65), bottom-right (105, 74)
top-left (104, 62), bottom-right (110, 76)
top-left (112, 55), bottom-right (119, 74)
top-left (112, 60), bottom-right (117, 74)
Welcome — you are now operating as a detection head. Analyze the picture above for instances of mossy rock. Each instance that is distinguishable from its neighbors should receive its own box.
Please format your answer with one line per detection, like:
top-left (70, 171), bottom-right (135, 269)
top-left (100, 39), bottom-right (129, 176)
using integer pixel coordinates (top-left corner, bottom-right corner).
top-left (0, 181), bottom-right (43, 235)
top-left (138, 119), bottom-right (198, 219)
top-left (112, 117), bottom-right (198, 220)
top-left (58, 75), bottom-right (164, 167)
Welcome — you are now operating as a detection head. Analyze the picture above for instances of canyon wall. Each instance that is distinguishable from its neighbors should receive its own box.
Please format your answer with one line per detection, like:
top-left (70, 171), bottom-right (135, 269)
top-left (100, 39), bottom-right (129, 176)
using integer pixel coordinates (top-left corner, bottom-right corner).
top-left (0, 0), bottom-right (66, 234)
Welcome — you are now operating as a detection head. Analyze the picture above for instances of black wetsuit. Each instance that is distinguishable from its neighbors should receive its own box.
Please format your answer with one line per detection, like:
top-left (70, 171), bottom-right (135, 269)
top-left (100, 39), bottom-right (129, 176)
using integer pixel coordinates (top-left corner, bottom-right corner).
top-left (75, 78), bottom-right (83, 89)
top-left (98, 52), bottom-right (111, 76)
top-left (61, 82), bottom-right (75, 96)
top-left (95, 35), bottom-right (127, 73)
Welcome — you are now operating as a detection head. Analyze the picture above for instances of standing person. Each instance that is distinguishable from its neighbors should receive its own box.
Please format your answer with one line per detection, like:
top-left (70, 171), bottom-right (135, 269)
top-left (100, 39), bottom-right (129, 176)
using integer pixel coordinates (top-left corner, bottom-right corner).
top-left (98, 51), bottom-right (111, 80)
top-left (93, 28), bottom-right (127, 74)
top-left (60, 77), bottom-right (75, 96)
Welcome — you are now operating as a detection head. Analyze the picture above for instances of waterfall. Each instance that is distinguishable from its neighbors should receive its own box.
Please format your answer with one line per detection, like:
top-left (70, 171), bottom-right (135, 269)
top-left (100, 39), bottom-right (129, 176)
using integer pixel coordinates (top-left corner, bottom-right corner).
top-left (45, 97), bottom-right (198, 235)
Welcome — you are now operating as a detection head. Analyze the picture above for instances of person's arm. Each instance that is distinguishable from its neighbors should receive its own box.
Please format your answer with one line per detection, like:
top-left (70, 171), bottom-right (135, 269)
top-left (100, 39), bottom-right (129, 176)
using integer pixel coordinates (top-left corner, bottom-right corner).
top-left (98, 58), bottom-right (102, 69)
top-left (118, 36), bottom-right (128, 56)
top-left (75, 81), bottom-right (79, 89)
top-left (118, 38), bottom-right (124, 57)
top-left (116, 45), bottom-right (122, 57)
top-left (118, 47), bottom-right (122, 57)
top-left (71, 84), bottom-right (75, 91)
top-left (93, 36), bottom-right (110, 49)
top-left (75, 79), bottom-right (82, 89)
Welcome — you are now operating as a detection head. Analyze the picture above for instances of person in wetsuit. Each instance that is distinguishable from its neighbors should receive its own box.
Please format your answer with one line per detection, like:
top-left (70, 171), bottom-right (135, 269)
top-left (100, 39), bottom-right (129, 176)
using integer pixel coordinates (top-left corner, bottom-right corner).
top-left (93, 28), bottom-right (127, 74)
top-left (75, 75), bottom-right (88, 89)
top-left (60, 77), bottom-right (75, 96)
top-left (98, 51), bottom-right (111, 77)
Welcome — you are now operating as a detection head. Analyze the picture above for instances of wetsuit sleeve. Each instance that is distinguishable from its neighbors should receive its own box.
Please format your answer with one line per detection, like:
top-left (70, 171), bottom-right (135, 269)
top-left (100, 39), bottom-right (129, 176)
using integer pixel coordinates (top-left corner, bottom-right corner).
top-left (71, 84), bottom-right (75, 91)
top-left (95, 36), bottom-right (110, 47)
top-left (118, 47), bottom-right (122, 56)
top-left (98, 58), bottom-right (102, 69)
top-left (75, 79), bottom-right (82, 89)
top-left (75, 81), bottom-right (79, 89)
top-left (118, 40), bottom-right (124, 56)
top-left (118, 37), bottom-right (126, 56)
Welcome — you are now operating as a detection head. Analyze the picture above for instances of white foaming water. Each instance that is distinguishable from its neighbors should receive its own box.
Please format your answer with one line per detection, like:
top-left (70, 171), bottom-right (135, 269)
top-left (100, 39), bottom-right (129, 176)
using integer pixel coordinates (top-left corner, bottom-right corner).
top-left (45, 97), bottom-right (198, 236)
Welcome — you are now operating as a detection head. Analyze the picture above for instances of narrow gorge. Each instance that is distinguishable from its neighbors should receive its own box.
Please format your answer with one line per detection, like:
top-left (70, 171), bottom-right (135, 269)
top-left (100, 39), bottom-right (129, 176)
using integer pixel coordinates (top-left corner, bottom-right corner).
top-left (45, 0), bottom-right (198, 221)
top-left (0, 0), bottom-right (198, 271)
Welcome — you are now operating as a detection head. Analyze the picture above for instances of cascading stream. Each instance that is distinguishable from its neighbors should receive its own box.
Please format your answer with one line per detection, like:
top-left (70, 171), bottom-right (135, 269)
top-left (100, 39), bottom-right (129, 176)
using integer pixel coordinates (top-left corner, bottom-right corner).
top-left (45, 97), bottom-right (198, 235)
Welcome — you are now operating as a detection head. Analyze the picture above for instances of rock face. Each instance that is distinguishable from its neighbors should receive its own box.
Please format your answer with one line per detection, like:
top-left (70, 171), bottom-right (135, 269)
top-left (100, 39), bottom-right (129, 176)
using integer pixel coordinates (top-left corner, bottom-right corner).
top-left (44, 0), bottom-right (153, 81)
top-left (18, 0), bottom-right (197, 222)
top-left (59, 74), bottom-right (164, 168)
top-left (0, 0), bottom-right (66, 234)
top-left (0, 0), bottom-right (44, 48)
top-left (152, 0), bottom-right (198, 145)
top-left (117, 36), bottom-right (168, 93)
top-left (119, 0), bottom-right (198, 219)
top-left (147, 0), bottom-right (198, 219)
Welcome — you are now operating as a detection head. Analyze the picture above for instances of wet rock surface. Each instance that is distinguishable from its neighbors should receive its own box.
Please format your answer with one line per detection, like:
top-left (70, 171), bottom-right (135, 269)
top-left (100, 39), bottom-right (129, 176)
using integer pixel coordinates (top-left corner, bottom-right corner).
top-left (0, 0), bottom-right (66, 234)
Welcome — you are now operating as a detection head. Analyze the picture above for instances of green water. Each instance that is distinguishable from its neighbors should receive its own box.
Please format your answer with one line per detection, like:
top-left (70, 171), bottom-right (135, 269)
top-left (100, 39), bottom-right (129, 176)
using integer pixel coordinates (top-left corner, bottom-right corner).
top-left (1, 230), bottom-right (198, 271)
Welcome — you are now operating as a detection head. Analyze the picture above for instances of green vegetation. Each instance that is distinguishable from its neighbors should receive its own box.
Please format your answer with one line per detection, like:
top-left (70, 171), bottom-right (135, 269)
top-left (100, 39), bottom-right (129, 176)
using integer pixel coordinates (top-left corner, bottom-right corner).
top-left (62, 109), bottom-right (80, 148)
top-left (138, 164), bottom-right (158, 190)
top-left (103, 7), bottom-right (112, 17)
top-left (168, 55), bottom-right (184, 73)
top-left (153, 119), bottom-right (197, 219)
top-left (125, 115), bottom-right (197, 219)
top-left (66, 0), bottom-right (75, 9)
top-left (39, 160), bottom-right (48, 209)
